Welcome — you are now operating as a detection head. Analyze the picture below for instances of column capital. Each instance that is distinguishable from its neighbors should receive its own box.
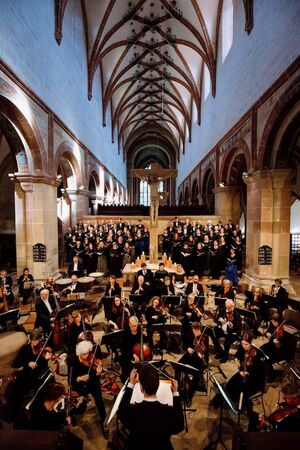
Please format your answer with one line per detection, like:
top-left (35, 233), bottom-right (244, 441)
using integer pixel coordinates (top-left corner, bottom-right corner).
top-left (9, 172), bottom-right (61, 189)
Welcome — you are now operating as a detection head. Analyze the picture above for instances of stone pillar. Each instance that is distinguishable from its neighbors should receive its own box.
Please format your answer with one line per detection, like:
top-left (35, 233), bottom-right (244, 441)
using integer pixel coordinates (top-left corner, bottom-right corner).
top-left (243, 169), bottom-right (292, 290)
top-left (76, 188), bottom-right (90, 217)
top-left (213, 186), bottom-right (240, 224)
top-left (12, 176), bottom-right (59, 280)
top-left (65, 189), bottom-right (77, 228)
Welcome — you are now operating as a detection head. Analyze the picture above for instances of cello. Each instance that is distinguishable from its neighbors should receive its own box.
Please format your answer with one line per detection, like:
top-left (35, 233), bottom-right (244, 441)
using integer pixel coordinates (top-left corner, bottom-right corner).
top-left (132, 319), bottom-right (152, 362)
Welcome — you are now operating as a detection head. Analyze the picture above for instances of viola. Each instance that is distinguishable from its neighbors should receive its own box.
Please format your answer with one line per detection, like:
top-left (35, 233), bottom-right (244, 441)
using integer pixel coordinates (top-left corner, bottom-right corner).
top-left (268, 404), bottom-right (298, 423)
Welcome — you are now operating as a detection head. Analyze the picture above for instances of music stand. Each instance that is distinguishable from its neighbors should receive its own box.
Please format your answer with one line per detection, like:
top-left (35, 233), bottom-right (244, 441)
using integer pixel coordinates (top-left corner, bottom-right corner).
top-left (170, 360), bottom-right (199, 432)
top-left (102, 296), bottom-right (114, 320)
top-left (101, 330), bottom-right (125, 372)
top-left (0, 308), bottom-right (20, 331)
top-left (204, 370), bottom-right (238, 450)
top-left (235, 307), bottom-right (257, 334)
top-left (194, 295), bottom-right (206, 308)
top-left (54, 303), bottom-right (76, 321)
top-left (129, 294), bottom-right (144, 317)
top-left (214, 297), bottom-right (227, 308)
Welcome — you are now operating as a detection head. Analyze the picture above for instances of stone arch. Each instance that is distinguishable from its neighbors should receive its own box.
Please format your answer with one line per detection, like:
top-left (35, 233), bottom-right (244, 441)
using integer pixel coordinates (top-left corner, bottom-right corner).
top-left (54, 141), bottom-right (83, 189)
top-left (184, 185), bottom-right (190, 205)
top-left (104, 180), bottom-right (112, 203)
top-left (0, 80), bottom-right (46, 172)
top-left (202, 168), bottom-right (215, 214)
top-left (191, 179), bottom-right (199, 205)
top-left (258, 74), bottom-right (300, 170)
top-left (220, 140), bottom-right (251, 185)
top-left (178, 189), bottom-right (183, 206)
top-left (88, 169), bottom-right (100, 195)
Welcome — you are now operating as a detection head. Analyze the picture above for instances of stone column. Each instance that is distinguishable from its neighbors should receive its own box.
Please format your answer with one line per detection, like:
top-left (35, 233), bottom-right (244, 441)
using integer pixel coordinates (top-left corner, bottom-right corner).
top-left (12, 176), bottom-right (59, 280)
top-left (65, 189), bottom-right (77, 228)
top-left (243, 169), bottom-right (292, 290)
top-left (213, 186), bottom-right (240, 224)
top-left (76, 188), bottom-right (90, 217)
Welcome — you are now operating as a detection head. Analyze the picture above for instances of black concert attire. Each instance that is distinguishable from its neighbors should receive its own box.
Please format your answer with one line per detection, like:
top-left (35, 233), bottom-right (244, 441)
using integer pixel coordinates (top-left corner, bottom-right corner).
top-left (271, 285), bottom-right (288, 314)
top-left (136, 268), bottom-right (153, 286)
top-left (194, 246), bottom-right (207, 277)
top-left (180, 247), bottom-right (193, 275)
top-left (17, 273), bottom-right (34, 305)
top-left (4, 342), bottom-right (50, 422)
top-left (211, 307), bottom-right (241, 361)
top-left (118, 383), bottom-right (184, 450)
top-left (173, 271), bottom-right (186, 284)
top-left (215, 285), bottom-right (235, 300)
top-left (104, 281), bottom-right (121, 297)
top-left (109, 246), bottom-right (122, 277)
top-left (119, 326), bottom-right (148, 383)
top-left (176, 333), bottom-right (209, 402)
top-left (131, 281), bottom-right (151, 318)
top-left (171, 238), bottom-right (182, 264)
top-left (248, 402), bottom-right (300, 432)
top-left (213, 344), bottom-right (265, 410)
top-left (153, 268), bottom-right (169, 296)
top-left (185, 281), bottom-right (204, 299)
top-left (71, 355), bottom-right (106, 423)
top-left (160, 233), bottom-right (171, 256)
top-left (70, 244), bottom-right (85, 261)
top-left (63, 280), bottom-right (83, 295)
top-left (68, 261), bottom-right (84, 278)
top-left (180, 301), bottom-right (203, 350)
top-left (84, 248), bottom-right (97, 274)
top-left (145, 305), bottom-right (167, 349)
top-left (245, 291), bottom-right (264, 337)
top-left (34, 296), bottom-right (57, 335)
top-left (161, 282), bottom-right (175, 297)
top-left (209, 245), bottom-right (222, 279)
top-left (67, 321), bottom-right (92, 355)
top-left (0, 274), bottom-right (14, 306)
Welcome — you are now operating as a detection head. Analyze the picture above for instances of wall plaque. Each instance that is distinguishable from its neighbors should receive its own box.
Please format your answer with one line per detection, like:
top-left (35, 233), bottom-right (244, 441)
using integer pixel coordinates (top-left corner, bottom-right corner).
top-left (258, 245), bottom-right (272, 265)
top-left (33, 243), bottom-right (47, 262)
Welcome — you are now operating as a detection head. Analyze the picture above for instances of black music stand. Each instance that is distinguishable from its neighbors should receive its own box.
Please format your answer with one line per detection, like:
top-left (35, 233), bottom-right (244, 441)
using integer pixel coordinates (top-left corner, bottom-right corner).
top-left (101, 330), bottom-right (125, 372)
top-left (0, 308), bottom-right (20, 331)
top-left (102, 296), bottom-right (115, 320)
top-left (235, 307), bottom-right (257, 334)
top-left (170, 360), bottom-right (199, 432)
top-left (54, 303), bottom-right (76, 321)
top-left (129, 294), bottom-right (144, 317)
top-left (204, 370), bottom-right (238, 450)
top-left (162, 295), bottom-right (181, 315)
top-left (214, 297), bottom-right (227, 308)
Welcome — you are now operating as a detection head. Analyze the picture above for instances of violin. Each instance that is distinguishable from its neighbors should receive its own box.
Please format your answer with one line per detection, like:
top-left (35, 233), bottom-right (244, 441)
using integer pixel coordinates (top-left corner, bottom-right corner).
top-left (80, 352), bottom-right (103, 371)
top-left (192, 335), bottom-right (207, 360)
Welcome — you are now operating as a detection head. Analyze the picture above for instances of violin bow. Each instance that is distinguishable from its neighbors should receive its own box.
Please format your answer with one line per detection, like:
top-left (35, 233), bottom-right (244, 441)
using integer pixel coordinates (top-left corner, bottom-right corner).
top-left (35, 331), bottom-right (53, 363)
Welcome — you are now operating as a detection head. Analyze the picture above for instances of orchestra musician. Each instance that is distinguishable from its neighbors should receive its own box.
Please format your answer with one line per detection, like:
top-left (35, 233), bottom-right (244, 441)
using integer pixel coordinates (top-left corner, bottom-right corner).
top-left (14, 382), bottom-right (71, 431)
top-left (107, 295), bottom-right (131, 331)
top-left (176, 322), bottom-right (209, 406)
top-left (245, 287), bottom-right (264, 337)
top-left (0, 269), bottom-right (14, 307)
top-left (145, 296), bottom-right (169, 350)
top-left (131, 274), bottom-right (151, 316)
top-left (3, 328), bottom-right (53, 422)
top-left (67, 309), bottom-right (93, 355)
top-left (71, 340), bottom-right (107, 437)
top-left (181, 294), bottom-right (203, 350)
top-left (104, 274), bottom-right (121, 297)
top-left (17, 267), bottom-right (34, 305)
top-left (215, 278), bottom-right (235, 300)
top-left (248, 380), bottom-right (300, 432)
top-left (212, 334), bottom-right (265, 410)
top-left (185, 274), bottom-right (205, 297)
top-left (161, 276), bottom-right (175, 296)
top-left (136, 262), bottom-right (153, 286)
top-left (118, 365), bottom-right (184, 450)
top-left (260, 312), bottom-right (296, 381)
top-left (119, 316), bottom-right (149, 383)
top-left (270, 278), bottom-right (288, 313)
top-left (211, 298), bottom-right (241, 363)
top-left (153, 262), bottom-right (169, 296)
top-left (68, 255), bottom-right (84, 278)
top-left (62, 274), bottom-right (82, 296)
top-left (34, 288), bottom-right (57, 335)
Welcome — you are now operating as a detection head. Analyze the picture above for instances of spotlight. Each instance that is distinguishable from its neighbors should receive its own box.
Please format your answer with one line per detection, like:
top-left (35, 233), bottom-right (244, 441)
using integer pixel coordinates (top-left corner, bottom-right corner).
top-left (219, 182), bottom-right (225, 188)
top-left (242, 172), bottom-right (248, 177)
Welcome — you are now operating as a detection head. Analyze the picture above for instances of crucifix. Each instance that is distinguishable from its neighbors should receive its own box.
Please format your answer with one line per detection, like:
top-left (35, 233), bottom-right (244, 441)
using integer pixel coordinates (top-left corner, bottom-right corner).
top-left (131, 163), bottom-right (177, 261)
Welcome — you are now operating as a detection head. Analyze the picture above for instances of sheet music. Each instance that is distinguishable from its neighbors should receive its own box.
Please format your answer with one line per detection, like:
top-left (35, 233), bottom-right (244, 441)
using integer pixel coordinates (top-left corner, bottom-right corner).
top-left (131, 380), bottom-right (173, 406)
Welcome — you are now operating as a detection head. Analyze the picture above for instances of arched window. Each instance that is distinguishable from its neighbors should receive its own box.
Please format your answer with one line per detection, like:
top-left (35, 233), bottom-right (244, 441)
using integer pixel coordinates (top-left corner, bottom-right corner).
top-left (222, 0), bottom-right (233, 63)
top-left (139, 164), bottom-right (163, 206)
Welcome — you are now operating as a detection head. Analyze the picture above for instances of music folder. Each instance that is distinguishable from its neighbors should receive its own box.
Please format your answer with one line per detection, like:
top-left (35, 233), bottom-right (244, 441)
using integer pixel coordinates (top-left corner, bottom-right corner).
top-left (55, 303), bottom-right (76, 320)
top-left (129, 294), bottom-right (143, 303)
top-left (162, 295), bottom-right (180, 306)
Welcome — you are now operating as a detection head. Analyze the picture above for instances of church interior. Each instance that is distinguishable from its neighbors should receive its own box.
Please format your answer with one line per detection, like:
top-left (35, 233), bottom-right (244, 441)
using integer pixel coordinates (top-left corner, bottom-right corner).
top-left (0, 1), bottom-right (300, 449)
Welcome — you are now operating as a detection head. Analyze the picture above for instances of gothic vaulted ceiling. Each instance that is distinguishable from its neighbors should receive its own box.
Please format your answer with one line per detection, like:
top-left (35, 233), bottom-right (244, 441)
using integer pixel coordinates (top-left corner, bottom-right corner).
top-left (55, 0), bottom-right (253, 162)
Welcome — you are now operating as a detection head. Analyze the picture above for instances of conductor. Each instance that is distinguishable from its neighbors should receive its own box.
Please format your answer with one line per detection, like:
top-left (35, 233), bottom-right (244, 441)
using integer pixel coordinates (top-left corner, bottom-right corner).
top-left (118, 364), bottom-right (184, 450)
